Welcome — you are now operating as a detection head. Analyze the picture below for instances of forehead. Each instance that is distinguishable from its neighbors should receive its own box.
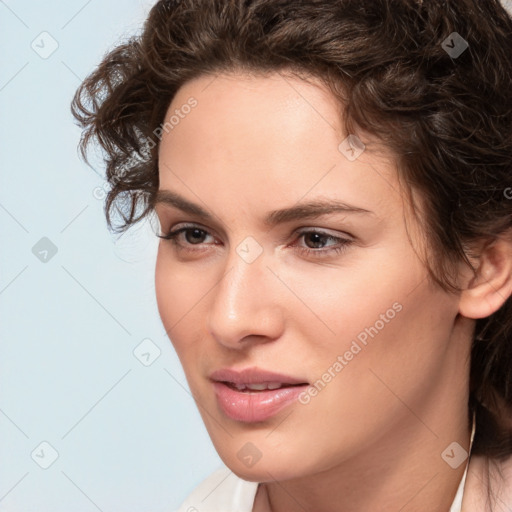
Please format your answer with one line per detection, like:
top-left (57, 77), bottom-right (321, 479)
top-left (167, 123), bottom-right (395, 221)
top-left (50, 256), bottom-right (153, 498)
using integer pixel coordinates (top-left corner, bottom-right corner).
top-left (156, 71), bottom-right (408, 227)
top-left (164, 71), bottom-right (344, 160)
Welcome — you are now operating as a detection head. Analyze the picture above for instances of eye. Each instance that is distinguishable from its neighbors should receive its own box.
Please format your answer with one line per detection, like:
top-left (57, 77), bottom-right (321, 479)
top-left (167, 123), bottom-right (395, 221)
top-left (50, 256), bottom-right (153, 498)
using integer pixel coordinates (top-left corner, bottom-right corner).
top-left (292, 229), bottom-right (353, 258)
top-left (157, 224), bottom-right (215, 252)
top-left (157, 224), bottom-right (353, 258)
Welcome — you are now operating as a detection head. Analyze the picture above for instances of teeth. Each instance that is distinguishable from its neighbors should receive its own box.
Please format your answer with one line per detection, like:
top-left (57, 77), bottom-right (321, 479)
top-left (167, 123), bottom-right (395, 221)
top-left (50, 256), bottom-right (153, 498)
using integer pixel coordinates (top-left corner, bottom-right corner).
top-left (246, 383), bottom-right (270, 391)
top-left (230, 382), bottom-right (284, 391)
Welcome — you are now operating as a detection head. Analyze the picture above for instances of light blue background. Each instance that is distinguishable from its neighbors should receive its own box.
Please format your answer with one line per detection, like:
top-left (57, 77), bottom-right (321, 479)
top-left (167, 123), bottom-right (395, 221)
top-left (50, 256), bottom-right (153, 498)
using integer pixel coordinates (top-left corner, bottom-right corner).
top-left (0, 1), bottom-right (223, 511)
top-left (2, 1), bottom-right (512, 511)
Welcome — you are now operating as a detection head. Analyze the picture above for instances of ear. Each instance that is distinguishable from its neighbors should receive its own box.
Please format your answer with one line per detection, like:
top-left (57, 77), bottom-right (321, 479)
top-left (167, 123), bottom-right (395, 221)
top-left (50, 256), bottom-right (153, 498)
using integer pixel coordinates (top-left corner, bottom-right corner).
top-left (458, 233), bottom-right (512, 319)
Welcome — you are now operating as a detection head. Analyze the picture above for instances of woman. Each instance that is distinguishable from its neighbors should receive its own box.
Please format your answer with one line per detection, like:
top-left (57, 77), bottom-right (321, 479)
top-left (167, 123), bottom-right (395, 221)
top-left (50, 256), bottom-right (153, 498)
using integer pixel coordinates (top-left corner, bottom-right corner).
top-left (71, 0), bottom-right (512, 510)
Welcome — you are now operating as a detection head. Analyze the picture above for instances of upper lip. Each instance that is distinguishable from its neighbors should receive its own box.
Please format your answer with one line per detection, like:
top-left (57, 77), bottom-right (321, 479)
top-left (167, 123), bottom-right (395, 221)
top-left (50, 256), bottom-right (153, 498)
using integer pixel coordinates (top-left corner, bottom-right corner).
top-left (209, 367), bottom-right (309, 385)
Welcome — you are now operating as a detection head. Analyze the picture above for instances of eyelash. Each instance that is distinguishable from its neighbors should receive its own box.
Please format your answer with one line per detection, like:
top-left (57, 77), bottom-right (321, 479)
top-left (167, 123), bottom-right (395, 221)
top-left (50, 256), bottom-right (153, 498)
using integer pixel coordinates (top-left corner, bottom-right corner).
top-left (157, 224), bottom-right (353, 258)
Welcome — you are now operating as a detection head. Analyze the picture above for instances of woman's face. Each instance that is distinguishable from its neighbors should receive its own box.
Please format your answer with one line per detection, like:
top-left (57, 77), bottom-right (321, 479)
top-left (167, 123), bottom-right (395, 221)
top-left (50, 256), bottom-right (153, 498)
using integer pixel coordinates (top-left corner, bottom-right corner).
top-left (154, 71), bottom-right (467, 481)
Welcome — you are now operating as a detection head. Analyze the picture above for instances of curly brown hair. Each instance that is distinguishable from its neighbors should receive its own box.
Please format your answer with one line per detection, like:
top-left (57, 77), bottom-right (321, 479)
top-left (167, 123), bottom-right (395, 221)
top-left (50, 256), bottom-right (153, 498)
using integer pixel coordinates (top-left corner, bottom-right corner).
top-left (71, 0), bottom-right (512, 484)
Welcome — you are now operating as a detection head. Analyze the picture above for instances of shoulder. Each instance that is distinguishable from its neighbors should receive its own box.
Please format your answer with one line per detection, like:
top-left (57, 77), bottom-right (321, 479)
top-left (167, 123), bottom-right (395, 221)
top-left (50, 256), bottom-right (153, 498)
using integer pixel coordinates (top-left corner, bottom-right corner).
top-left (462, 453), bottom-right (512, 511)
top-left (174, 465), bottom-right (259, 512)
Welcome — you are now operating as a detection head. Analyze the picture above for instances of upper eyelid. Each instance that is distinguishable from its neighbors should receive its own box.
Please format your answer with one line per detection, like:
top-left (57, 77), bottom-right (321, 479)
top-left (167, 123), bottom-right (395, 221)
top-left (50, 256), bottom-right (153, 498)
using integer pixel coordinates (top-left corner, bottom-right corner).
top-left (155, 206), bottom-right (360, 235)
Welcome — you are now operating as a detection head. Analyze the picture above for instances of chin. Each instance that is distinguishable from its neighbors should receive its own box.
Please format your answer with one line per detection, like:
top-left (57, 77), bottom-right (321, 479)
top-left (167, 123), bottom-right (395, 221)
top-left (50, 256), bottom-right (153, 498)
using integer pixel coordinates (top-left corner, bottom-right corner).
top-left (219, 451), bottom-right (307, 483)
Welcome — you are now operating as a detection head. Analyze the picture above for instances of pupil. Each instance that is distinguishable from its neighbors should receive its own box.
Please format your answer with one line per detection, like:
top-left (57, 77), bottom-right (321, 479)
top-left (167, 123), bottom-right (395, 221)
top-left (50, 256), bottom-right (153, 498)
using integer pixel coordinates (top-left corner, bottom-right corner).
top-left (187, 229), bottom-right (205, 244)
top-left (307, 233), bottom-right (324, 249)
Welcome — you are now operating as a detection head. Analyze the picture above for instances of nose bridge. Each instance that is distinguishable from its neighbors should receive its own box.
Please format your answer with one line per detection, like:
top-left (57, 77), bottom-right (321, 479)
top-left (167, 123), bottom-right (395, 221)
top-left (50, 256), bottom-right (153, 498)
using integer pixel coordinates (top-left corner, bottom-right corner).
top-left (207, 240), bottom-right (283, 346)
top-left (215, 244), bottom-right (269, 321)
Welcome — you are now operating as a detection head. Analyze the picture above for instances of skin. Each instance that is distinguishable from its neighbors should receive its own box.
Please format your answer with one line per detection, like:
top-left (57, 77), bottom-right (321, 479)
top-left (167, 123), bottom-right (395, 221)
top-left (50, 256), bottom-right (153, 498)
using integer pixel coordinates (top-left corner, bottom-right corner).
top-left (153, 71), bottom-right (512, 512)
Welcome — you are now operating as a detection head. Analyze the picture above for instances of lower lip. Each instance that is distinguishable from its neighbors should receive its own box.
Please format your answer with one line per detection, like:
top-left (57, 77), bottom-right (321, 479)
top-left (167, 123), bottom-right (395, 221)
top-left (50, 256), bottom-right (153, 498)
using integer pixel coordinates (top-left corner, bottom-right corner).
top-left (212, 382), bottom-right (308, 423)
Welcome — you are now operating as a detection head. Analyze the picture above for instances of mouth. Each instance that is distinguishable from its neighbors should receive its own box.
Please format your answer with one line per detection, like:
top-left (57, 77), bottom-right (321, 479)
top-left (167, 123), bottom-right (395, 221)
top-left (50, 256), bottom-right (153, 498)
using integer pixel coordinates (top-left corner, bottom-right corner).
top-left (221, 381), bottom-right (305, 391)
top-left (210, 367), bottom-right (309, 423)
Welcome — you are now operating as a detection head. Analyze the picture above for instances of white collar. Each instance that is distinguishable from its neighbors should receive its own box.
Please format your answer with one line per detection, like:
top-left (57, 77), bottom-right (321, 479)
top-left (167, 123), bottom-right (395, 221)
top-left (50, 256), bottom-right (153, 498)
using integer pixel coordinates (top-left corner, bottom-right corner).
top-left (449, 410), bottom-right (477, 512)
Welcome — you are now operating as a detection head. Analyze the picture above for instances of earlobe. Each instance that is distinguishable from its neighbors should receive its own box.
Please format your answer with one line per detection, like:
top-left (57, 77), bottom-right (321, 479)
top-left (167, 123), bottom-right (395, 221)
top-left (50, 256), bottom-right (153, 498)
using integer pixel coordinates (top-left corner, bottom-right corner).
top-left (458, 234), bottom-right (512, 320)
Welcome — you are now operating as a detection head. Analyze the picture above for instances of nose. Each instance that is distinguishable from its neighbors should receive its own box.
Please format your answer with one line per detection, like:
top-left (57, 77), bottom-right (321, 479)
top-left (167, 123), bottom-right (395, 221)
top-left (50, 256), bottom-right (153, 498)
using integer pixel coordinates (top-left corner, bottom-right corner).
top-left (206, 245), bottom-right (285, 350)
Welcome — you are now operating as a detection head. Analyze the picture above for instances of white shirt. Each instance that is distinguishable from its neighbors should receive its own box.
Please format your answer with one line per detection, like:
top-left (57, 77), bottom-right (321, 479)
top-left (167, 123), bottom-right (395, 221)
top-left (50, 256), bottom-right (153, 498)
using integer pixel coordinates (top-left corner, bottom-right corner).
top-left (176, 417), bottom-right (476, 512)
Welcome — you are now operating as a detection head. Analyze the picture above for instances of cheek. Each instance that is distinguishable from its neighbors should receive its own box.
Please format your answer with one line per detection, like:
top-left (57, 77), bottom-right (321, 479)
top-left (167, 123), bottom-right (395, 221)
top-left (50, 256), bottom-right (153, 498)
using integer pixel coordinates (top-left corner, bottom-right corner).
top-left (154, 247), bottom-right (174, 326)
top-left (273, 253), bottom-right (412, 351)
top-left (303, 271), bottom-right (457, 424)
top-left (289, 250), bottom-right (455, 387)
top-left (154, 247), bottom-right (193, 349)
top-left (155, 245), bottom-right (199, 324)
top-left (154, 247), bottom-right (211, 366)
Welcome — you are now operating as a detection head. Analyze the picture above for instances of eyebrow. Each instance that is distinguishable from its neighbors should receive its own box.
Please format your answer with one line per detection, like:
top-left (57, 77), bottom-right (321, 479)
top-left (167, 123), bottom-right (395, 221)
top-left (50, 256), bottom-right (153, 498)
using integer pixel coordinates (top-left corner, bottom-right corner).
top-left (154, 189), bottom-right (373, 227)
